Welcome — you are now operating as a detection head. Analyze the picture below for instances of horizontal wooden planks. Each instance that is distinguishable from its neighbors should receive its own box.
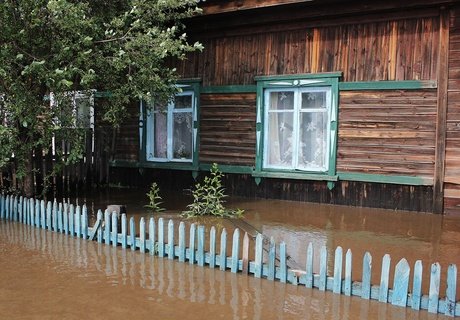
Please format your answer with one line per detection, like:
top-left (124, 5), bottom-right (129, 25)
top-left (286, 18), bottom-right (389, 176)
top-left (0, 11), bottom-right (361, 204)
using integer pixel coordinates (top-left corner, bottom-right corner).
top-left (200, 93), bottom-right (256, 165)
top-left (337, 90), bottom-right (437, 178)
top-left (178, 16), bottom-right (439, 85)
top-left (444, 6), bottom-right (460, 213)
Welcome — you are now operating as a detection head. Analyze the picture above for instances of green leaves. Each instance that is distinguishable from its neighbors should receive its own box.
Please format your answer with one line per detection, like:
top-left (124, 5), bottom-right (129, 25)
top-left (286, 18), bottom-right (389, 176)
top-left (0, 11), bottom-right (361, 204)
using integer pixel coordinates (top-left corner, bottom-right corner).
top-left (182, 164), bottom-right (244, 218)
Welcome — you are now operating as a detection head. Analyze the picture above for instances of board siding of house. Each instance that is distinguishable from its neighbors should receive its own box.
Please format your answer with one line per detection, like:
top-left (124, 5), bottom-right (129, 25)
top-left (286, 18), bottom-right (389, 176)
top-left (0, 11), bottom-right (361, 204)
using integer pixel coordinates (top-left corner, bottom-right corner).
top-left (445, 6), bottom-right (460, 214)
top-left (110, 2), bottom-right (460, 213)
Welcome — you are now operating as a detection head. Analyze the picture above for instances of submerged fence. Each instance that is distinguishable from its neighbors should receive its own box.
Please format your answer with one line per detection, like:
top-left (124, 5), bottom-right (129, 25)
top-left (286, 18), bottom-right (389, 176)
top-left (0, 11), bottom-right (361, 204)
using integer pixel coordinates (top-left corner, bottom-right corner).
top-left (0, 194), bottom-right (458, 317)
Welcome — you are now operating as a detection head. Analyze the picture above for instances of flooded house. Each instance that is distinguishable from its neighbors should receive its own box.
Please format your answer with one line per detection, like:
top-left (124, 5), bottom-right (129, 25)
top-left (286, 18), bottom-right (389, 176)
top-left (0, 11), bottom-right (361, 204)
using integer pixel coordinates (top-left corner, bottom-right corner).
top-left (108, 0), bottom-right (460, 215)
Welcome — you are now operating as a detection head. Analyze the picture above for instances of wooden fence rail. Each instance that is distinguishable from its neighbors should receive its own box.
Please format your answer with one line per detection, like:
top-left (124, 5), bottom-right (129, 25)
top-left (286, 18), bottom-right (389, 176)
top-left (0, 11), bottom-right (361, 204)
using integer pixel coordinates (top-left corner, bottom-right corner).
top-left (0, 193), bottom-right (458, 317)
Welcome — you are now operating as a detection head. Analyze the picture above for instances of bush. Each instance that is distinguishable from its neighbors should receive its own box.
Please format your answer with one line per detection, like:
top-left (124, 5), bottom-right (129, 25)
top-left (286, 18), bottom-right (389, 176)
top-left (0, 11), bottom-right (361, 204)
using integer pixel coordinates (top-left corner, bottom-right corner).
top-left (182, 163), bottom-right (243, 218)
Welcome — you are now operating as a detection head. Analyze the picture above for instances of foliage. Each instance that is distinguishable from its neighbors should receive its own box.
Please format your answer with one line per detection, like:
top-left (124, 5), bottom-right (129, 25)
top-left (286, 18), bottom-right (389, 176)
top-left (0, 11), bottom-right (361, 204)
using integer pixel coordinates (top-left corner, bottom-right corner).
top-left (145, 182), bottom-right (165, 213)
top-left (182, 164), bottom-right (244, 218)
top-left (0, 0), bottom-right (203, 195)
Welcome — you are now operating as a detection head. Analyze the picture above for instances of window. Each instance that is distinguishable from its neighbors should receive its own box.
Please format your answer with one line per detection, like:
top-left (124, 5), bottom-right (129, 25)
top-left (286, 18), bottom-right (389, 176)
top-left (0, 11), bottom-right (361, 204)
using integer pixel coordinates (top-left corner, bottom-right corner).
top-left (146, 90), bottom-right (197, 163)
top-left (255, 73), bottom-right (340, 179)
top-left (50, 91), bottom-right (94, 129)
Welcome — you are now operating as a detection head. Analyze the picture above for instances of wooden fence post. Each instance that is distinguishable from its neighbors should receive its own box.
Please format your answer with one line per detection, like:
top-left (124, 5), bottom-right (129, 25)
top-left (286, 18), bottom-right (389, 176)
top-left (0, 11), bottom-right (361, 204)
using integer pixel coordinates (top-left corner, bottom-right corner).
top-left (168, 219), bottom-right (174, 259)
top-left (158, 218), bottom-right (165, 257)
top-left (333, 246), bottom-right (343, 294)
top-left (209, 226), bottom-right (216, 268)
top-left (319, 246), bottom-right (327, 291)
top-left (306, 242), bottom-right (314, 288)
top-left (412, 260), bottom-right (423, 310)
top-left (379, 254), bottom-right (391, 302)
top-left (231, 228), bottom-right (240, 273)
top-left (148, 217), bottom-right (155, 255)
top-left (178, 221), bottom-right (185, 262)
top-left (445, 264), bottom-right (457, 317)
top-left (129, 216), bottom-right (136, 251)
top-left (268, 237), bottom-right (276, 281)
top-left (254, 233), bottom-right (263, 278)
top-left (428, 262), bottom-right (441, 313)
top-left (344, 249), bottom-right (352, 296)
top-left (139, 217), bottom-right (146, 253)
top-left (362, 252), bottom-right (372, 299)
top-left (392, 258), bottom-right (410, 307)
top-left (219, 228), bottom-right (227, 271)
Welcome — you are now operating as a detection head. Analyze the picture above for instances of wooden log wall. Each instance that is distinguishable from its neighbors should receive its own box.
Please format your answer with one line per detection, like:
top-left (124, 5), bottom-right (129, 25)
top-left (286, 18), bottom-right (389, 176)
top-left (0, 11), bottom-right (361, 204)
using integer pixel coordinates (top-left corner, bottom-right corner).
top-left (179, 16), bottom-right (439, 84)
top-left (337, 90), bottom-right (437, 179)
top-left (200, 93), bottom-right (256, 165)
top-left (444, 6), bottom-right (460, 214)
top-left (111, 101), bottom-right (139, 162)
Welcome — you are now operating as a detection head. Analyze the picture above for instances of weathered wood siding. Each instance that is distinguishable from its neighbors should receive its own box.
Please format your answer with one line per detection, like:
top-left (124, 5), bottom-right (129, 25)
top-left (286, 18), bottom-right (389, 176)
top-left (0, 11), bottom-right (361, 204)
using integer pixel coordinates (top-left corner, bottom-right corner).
top-left (200, 93), bottom-right (256, 165)
top-left (112, 102), bottom-right (139, 162)
top-left (337, 90), bottom-right (437, 179)
top-left (180, 17), bottom-right (439, 84)
top-left (444, 6), bottom-right (460, 214)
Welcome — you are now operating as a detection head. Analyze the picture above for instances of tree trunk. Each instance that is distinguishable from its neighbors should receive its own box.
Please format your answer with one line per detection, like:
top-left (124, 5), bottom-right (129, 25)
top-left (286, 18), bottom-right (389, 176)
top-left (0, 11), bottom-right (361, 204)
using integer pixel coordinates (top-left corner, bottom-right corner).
top-left (23, 151), bottom-right (34, 198)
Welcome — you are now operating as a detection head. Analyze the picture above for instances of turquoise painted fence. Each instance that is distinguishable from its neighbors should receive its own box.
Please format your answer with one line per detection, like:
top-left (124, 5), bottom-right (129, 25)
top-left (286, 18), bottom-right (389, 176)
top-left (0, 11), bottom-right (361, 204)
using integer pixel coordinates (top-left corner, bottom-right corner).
top-left (0, 193), bottom-right (458, 317)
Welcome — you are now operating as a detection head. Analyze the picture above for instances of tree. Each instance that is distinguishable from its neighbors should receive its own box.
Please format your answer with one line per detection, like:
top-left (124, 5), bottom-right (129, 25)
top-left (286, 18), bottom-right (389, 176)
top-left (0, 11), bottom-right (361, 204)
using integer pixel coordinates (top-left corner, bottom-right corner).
top-left (0, 0), bottom-right (203, 196)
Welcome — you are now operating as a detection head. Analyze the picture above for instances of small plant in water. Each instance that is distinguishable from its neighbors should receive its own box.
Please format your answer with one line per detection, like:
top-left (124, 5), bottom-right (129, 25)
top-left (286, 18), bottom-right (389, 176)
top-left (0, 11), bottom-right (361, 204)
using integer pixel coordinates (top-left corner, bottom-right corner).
top-left (145, 182), bottom-right (165, 213)
top-left (182, 163), bottom-right (244, 218)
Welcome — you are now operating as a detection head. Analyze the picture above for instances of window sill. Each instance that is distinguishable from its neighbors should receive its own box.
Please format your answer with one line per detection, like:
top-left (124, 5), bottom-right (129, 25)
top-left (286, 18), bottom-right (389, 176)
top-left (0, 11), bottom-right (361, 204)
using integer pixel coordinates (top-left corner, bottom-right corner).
top-left (252, 170), bottom-right (338, 182)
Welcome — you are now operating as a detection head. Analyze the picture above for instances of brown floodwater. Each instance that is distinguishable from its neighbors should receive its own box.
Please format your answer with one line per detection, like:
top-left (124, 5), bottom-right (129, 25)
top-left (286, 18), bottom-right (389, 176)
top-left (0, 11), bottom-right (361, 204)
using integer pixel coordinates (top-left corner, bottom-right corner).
top-left (74, 187), bottom-right (460, 296)
top-left (0, 221), bottom-right (451, 320)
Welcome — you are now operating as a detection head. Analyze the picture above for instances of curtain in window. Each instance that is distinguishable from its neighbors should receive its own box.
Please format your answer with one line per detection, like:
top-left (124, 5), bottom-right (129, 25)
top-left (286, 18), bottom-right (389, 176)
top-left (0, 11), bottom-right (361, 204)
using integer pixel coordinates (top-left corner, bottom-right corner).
top-left (267, 91), bottom-right (294, 168)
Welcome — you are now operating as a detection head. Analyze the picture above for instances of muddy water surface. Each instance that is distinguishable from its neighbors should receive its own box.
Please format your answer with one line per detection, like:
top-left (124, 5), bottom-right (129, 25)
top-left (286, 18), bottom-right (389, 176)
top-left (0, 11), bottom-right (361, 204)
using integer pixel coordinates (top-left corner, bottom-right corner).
top-left (0, 222), bottom-right (448, 319)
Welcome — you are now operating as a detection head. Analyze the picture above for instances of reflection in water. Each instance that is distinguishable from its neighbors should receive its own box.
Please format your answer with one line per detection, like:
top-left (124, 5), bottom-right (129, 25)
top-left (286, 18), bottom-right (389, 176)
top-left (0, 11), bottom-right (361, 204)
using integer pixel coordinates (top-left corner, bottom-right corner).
top-left (0, 221), bottom-right (446, 320)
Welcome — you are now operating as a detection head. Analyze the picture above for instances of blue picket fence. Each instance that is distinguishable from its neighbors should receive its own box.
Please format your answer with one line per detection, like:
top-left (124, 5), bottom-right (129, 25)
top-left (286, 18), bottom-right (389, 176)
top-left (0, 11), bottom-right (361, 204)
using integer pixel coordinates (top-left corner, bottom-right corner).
top-left (0, 193), bottom-right (458, 317)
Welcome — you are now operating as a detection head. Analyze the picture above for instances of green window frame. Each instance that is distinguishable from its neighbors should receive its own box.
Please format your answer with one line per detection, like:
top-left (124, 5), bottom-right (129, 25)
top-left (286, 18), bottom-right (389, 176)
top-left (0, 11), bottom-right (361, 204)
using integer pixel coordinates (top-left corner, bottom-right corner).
top-left (254, 73), bottom-right (341, 182)
top-left (141, 79), bottom-right (200, 170)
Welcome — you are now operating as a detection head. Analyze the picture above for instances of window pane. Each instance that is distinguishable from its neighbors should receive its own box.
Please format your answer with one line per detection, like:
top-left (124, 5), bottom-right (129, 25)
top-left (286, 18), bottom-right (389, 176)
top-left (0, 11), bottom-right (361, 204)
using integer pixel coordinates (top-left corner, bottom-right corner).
top-left (173, 112), bottom-right (193, 160)
top-left (154, 112), bottom-right (167, 159)
top-left (75, 96), bottom-right (91, 127)
top-left (269, 91), bottom-right (294, 110)
top-left (301, 91), bottom-right (327, 110)
top-left (298, 112), bottom-right (328, 170)
top-left (266, 112), bottom-right (293, 167)
top-left (174, 95), bottom-right (193, 109)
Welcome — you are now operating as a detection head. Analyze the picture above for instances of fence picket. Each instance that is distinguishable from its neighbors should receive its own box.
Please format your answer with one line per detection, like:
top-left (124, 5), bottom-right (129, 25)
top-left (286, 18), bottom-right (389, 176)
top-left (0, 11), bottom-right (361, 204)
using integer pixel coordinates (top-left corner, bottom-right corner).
top-left (18, 196), bottom-right (23, 223)
top-left (333, 246), bottom-right (343, 294)
top-left (254, 233), bottom-right (263, 278)
top-left (379, 254), bottom-right (391, 302)
top-left (41, 200), bottom-right (46, 229)
top-left (362, 252), bottom-right (372, 299)
top-left (111, 211), bottom-right (118, 246)
top-left (178, 221), bottom-right (185, 262)
top-left (82, 205), bottom-right (88, 239)
top-left (158, 218), bottom-right (165, 257)
top-left (46, 201), bottom-right (52, 231)
top-left (69, 204), bottom-right (75, 236)
top-left (96, 210), bottom-right (103, 242)
top-left (76, 205), bottom-right (82, 237)
top-left (121, 213), bottom-right (127, 248)
top-left (231, 228), bottom-right (240, 273)
top-left (220, 229), bottom-right (227, 271)
top-left (209, 226), bottom-right (216, 268)
top-left (129, 216), bottom-right (136, 250)
top-left (35, 198), bottom-right (40, 227)
top-left (63, 203), bottom-right (68, 234)
top-left (242, 232), bottom-right (249, 274)
top-left (345, 249), bottom-right (352, 296)
top-left (13, 195), bottom-right (18, 221)
top-left (412, 260), bottom-right (423, 310)
top-left (57, 202), bottom-right (62, 232)
top-left (197, 225), bottom-right (205, 266)
top-left (445, 264), bottom-right (457, 317)
top-left (149, 218), bottom-right (155, 255)
top-left (139, 217), bottom-right (146, 253)
top-left (268, 237), bottom-right (276, 281)
top-left (52, 200), bottom-right (58, 231)
top-left (0, 195), bottom-right (4, 219)
top-left (319, 246), bottom-right (327, 291)
top-left (280, 242), bottom-right (287, 283)
top-left (189, 223), bottom-right (196, 264)
top-left (104, 210), bottom-right (110, 244)
top-left (428, 262), bottom-right (441, 313)
top-left (306, 242), bottom-right (313, 288)
top-left (168, 219), bottom-right (174, 259)
top-left (392, 258), bottom-right (410, 307)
